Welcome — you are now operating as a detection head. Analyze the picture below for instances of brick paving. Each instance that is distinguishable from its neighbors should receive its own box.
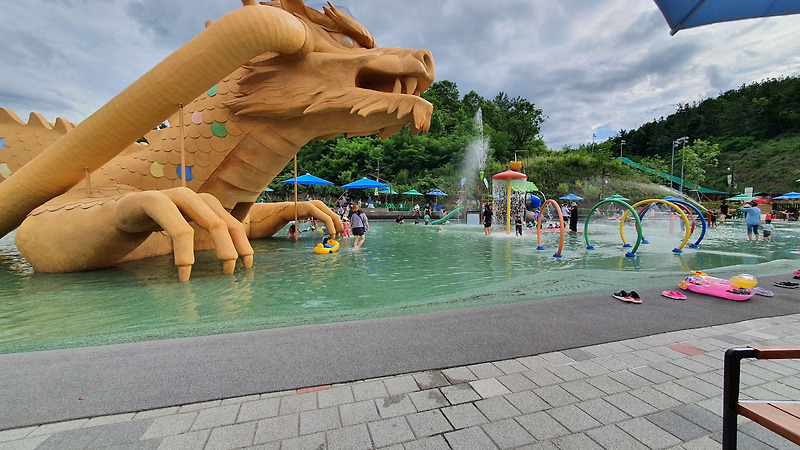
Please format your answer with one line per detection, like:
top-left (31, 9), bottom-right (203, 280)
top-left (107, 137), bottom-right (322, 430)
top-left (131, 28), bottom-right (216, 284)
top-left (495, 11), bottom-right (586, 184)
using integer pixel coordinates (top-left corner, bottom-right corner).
top-left (3, 314), bottom-right (800, 449)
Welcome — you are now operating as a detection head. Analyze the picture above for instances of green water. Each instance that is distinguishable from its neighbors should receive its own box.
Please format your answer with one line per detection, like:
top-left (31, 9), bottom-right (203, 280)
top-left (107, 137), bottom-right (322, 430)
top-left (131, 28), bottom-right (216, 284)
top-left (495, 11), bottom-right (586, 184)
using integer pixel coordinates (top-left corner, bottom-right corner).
top-left (1, 219), bottom-right (798, 354)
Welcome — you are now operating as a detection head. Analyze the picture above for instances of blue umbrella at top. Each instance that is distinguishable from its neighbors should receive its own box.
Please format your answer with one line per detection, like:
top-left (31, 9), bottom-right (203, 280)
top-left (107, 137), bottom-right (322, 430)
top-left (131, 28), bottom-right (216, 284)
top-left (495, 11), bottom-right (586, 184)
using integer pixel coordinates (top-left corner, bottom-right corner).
top-left (339, 177), bottom-right (388, 189)
top-left (773, 192), bottom-right (800, 200)
top-left (560, 193), bottom-right (583, 201)
top-left (426, 189), bottom-right (448, 196)
top-left (281, 173), bottom-right (333, 185)
top-left (653, 0), bottom-right (800, 35)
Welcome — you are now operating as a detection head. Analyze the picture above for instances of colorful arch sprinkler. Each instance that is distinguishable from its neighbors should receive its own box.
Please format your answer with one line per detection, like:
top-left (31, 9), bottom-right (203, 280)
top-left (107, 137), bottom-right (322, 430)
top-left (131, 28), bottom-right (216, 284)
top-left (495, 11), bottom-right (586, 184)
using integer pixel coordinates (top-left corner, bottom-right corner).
top-left (584, 196), bottom-right (643, 258)
top-left (620, 199), bottom-right (691, 253)
top-left (535, 198), bottom-right (565, 258)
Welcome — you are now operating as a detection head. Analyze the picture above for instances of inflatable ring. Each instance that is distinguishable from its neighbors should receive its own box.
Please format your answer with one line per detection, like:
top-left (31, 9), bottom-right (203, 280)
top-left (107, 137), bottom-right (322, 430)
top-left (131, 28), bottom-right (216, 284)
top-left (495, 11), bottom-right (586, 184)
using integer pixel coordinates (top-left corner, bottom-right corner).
top-left (731, 274), bottom-right (757, 289)
top-left (314, 239), bottom-right (340, 254)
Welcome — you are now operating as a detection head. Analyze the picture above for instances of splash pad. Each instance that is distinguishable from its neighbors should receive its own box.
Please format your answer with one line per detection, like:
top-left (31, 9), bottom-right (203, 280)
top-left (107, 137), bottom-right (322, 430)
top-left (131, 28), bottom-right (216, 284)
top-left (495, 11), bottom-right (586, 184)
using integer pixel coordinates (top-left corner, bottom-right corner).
top-left (1, 220), bottom-right (799, 354)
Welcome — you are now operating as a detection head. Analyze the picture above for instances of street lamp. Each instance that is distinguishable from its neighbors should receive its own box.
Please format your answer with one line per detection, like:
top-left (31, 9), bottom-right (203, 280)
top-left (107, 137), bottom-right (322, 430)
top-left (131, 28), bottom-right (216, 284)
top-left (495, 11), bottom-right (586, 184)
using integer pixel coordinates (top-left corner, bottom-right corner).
top-left (619, 140), bottom-right (626, 158)
top-left (592, 133), bottom-right (596, 153)
top-left (672, 136), bottom-right (688, 194)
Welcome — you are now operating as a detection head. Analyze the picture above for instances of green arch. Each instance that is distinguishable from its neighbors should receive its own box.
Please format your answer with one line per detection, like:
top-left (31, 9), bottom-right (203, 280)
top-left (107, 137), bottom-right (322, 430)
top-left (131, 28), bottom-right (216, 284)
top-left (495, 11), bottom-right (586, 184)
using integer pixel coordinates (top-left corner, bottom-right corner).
top-left (584, 199), bottom-right (643, 257)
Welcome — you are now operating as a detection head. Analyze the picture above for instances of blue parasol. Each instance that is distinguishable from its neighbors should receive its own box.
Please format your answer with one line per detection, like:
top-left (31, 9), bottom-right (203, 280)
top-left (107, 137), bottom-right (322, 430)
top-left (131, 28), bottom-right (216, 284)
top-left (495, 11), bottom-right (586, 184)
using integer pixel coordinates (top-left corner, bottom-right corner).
top-left (340, 177), bottom-right (389, 189)
top-left (281, 173), bottom-right (334, 185)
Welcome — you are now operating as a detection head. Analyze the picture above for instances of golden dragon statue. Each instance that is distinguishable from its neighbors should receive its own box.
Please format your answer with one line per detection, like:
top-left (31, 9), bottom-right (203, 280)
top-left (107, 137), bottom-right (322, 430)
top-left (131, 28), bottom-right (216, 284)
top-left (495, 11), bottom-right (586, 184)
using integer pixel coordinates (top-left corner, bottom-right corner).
top-left (0, 0), bottom-right (434, 281)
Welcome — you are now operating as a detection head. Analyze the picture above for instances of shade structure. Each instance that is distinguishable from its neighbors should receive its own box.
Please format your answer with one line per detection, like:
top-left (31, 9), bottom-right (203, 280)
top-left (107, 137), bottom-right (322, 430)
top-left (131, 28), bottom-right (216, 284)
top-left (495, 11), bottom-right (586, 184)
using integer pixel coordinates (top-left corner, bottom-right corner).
top-left (727, 193), bottom-right (756, 201)
top-left (264, 187), bottom-right (274, 192)
top-left (426, 189), bottom-right (448, 196)
top-left (560, 193), bottom-right (583, 201)
top-left (377, 187), bottom-right (398, 194)
top-left (605, 194), bottom-right (629, 201)
top-left (773, 192), bottom-right (800, 200)
top-left (492, 170), bottom-right (527, 180)
top-left (402, 189), bottom-right (424, 196)
top-left (653, 0), bottom-right (800, 35)
top-left (511, 181), bottom-right (538, 193)
top-left (340, 177), bottom-right (388, 189)
top-left (280, 173), bottom-right (333, 185)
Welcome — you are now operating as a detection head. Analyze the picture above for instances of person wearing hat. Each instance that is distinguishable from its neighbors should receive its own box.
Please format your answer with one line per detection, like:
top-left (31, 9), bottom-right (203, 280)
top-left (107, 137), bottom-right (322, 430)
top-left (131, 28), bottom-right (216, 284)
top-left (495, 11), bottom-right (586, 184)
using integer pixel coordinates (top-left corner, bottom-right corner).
top-left (568, 202), bottom-right (579, 233)
top-left (349, 204), bottom-right (369, 249)
top-left (739, 202), bottom-right (762, 241)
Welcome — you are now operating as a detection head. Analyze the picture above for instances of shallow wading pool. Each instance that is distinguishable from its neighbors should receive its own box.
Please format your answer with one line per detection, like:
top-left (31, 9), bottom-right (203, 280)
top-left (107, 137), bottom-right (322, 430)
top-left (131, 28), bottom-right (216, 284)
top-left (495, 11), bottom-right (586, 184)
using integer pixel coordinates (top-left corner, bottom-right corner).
top-left (1, 218), bottom-right (798, 354)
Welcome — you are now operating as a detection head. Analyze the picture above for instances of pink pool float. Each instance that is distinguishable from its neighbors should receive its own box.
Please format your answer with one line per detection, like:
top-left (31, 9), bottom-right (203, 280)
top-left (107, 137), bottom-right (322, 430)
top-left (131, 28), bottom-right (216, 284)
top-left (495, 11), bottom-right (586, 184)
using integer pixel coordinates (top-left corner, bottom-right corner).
top-left (679, 271), bottom-right (757, 301)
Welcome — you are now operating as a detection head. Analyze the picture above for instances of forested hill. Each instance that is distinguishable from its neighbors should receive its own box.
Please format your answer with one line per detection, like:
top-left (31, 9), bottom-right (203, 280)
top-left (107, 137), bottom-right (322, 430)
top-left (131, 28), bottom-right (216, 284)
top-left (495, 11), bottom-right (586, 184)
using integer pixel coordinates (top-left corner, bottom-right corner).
top-left (272, 77), bottom-right (800, 200)
top-left (609, 76), bottom-right (800, 194)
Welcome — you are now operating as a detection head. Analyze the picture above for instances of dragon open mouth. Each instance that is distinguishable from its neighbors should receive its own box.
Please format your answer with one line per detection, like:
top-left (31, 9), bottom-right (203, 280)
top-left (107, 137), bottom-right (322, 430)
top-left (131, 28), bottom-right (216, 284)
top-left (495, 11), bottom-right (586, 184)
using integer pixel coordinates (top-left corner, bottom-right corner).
top-left (356, 72), bottom-right (422, 96)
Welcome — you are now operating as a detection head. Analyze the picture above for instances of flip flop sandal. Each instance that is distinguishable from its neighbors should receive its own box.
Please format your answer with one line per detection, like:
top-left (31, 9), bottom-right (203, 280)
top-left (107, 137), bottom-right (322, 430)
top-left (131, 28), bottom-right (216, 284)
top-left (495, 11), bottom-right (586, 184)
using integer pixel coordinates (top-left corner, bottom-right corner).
top-left (629, 291), bottom-right (642, 304)
top-left (661, 290), bottom-right (686, 300)
top-left (774, 281), bottom-right (799, 289)
top-left (752, 287), bottom-right (774, 297)
top-left (613, 290), bottom-right (633, 302)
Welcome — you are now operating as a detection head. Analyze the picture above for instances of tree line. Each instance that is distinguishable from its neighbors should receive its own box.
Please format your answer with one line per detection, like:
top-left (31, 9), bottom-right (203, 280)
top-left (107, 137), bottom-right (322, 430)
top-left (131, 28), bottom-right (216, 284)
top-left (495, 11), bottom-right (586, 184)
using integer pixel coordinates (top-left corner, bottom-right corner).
top-left (269, 76), bottom-right (800, 202)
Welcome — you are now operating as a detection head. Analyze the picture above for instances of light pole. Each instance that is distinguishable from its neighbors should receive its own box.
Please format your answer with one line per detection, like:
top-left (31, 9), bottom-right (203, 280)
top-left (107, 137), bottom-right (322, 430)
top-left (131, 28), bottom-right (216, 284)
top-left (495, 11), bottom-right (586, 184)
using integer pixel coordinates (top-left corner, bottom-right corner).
top-left (619, 140), bottom-right (626, 158)
top-left (673, 136), bottom-right (688, 194)
top-left (592, 133), bottom-right (596, 153)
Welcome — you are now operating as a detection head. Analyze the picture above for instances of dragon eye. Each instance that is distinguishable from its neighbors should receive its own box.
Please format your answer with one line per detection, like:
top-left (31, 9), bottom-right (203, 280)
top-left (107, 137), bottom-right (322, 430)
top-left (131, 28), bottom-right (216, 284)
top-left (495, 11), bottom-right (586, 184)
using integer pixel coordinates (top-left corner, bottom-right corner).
top-left (341, 36), bottom-right (354, 48)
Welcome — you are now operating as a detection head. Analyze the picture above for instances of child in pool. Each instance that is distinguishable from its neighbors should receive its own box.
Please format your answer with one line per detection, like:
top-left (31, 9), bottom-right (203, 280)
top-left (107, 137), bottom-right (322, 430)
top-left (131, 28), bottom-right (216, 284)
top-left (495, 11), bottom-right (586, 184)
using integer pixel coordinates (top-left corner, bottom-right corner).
top-left (763, 219), bottom-right (774, 242)
top-left (341, 217), bottom-right (351, 237)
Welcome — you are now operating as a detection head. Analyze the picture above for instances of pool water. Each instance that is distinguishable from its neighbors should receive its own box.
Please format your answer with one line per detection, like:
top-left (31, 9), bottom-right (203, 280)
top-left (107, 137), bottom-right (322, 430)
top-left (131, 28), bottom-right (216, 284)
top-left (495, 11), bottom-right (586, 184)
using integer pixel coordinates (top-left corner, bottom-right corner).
top-left (1, 218), bottom-right (798, 354)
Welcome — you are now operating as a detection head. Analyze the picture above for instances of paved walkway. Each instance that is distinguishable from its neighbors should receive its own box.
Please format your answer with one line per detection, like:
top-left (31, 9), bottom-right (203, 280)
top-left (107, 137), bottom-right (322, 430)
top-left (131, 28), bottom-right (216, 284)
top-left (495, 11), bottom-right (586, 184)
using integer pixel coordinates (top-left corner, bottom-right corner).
top-left (3, 312), bottom-right (800, 449)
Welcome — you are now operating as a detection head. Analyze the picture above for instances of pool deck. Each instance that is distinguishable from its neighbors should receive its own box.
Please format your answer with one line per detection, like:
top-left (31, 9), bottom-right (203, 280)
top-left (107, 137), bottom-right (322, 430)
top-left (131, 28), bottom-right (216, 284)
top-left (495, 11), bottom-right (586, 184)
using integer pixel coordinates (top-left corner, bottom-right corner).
top-left (2, 272), bottom-right (800, 448)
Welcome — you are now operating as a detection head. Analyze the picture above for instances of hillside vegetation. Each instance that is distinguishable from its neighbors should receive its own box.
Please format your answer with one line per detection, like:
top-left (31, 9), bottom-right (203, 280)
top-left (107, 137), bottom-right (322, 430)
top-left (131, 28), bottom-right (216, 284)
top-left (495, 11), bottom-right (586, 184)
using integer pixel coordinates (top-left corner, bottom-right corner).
top-left (269, 77), bottom-right (800, 202)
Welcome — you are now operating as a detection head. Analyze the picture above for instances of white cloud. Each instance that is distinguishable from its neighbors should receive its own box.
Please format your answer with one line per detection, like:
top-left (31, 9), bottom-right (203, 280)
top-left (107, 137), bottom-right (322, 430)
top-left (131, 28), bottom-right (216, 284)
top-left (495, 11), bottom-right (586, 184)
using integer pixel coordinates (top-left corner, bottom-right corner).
top-left (1, 0), bottom-right (799, 150)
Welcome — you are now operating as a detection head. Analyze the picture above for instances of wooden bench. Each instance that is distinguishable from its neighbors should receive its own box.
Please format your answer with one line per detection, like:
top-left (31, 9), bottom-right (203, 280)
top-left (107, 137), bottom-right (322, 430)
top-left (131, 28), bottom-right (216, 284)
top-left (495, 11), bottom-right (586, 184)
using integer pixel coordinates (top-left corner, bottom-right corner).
top-left (723, 346), bottom-right (800, 449)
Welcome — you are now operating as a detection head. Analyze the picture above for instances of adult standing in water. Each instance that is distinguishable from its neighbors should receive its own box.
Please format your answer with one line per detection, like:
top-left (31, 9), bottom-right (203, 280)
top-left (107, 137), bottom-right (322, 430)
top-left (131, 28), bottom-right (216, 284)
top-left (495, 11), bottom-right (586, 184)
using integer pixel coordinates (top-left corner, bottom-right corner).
top-left (482, 203), bottom-right (493, 236)
top-left (739, 202), bottom-right (762, 241)
top-left (569, 202), bottom-right (579, 232)
top-left (349, 205), bottom-right (369, 249)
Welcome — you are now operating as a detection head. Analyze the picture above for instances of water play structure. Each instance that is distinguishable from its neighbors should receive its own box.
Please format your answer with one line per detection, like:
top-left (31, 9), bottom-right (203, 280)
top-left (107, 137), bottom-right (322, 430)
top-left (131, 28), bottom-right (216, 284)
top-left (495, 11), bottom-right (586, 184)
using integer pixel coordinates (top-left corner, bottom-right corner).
top-left (583, 195), bottom-right (708, 257)
top-left (584, 197), bottom-right (644, 257)
top-left (621, 199), bottom-right (692, 253)
top-left (639, 196), bottom-right (707, 248)
top-left (535, 199), bottom-right (565, 258)
top-left (0, 0), bottom-right (434, 281)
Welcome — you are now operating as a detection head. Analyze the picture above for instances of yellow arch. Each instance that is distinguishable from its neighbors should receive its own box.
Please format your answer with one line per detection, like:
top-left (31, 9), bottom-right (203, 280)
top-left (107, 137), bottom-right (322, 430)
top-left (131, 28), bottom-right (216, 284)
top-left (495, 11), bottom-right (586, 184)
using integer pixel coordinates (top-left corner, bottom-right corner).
top-left (620, 199), bottom-right (691, 252)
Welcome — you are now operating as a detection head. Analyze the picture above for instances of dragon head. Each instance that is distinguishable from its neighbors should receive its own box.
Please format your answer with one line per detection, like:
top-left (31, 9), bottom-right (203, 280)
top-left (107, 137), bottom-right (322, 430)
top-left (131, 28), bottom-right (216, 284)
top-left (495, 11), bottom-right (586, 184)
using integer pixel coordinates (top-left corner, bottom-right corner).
top-left (225, 0), bottom-right (434, 141)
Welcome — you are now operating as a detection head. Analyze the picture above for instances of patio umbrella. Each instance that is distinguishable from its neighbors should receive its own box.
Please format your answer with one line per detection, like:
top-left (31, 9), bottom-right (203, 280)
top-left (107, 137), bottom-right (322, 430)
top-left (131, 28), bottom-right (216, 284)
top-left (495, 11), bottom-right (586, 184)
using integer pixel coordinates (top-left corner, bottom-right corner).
top-left (340, 177), bottom-right (388, 189)
top-left (653, 0), bottom-right (800, 35)
top-left (426, 189), bottom-right (448, 196)
top-left (402, 189), bottom-right (424, 196)
top-left (774, 192), bottom-right (800, 200)
top-left (605, 194), bottom-right (629, 201)
top-left (377, 187), bottom-right (398, 194)
top-left (560, 193), bottom-right (583, 201)
top-left (727, 193), bottom-right (755, 202)
top-left (280, 173), bottom-right (333, 186)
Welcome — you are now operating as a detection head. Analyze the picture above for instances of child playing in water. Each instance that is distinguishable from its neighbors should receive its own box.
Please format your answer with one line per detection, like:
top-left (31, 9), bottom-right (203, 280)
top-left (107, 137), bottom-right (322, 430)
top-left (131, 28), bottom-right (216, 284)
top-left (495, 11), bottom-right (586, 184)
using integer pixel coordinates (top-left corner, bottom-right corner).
top-left (515, 215), bottom-right (523, 236)
top-left (341, 217), bottom-right (351, 237)
top-left (287, 223), bottom-right (297, 240)
top-left (763, 218), bottom-right (774, 242)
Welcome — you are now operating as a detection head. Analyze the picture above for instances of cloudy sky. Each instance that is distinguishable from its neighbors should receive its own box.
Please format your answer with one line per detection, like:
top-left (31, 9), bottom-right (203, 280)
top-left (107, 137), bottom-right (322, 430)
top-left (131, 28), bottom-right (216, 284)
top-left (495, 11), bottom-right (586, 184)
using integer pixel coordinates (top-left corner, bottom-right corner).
top-left (2, 0), bottom-right (799, 150)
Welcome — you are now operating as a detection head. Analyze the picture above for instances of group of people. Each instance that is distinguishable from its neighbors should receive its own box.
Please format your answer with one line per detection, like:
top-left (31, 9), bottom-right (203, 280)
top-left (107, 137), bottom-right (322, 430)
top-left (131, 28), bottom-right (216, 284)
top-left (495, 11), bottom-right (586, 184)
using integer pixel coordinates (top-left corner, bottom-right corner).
top-left (287, 197), bottom-right (370, 249)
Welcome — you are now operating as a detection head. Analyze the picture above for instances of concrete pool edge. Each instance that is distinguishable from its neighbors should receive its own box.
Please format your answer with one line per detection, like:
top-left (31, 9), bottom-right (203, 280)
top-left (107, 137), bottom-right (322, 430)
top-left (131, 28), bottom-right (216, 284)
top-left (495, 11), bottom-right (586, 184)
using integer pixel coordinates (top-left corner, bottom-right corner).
top-left (1, 266), bottom-right (799, 430)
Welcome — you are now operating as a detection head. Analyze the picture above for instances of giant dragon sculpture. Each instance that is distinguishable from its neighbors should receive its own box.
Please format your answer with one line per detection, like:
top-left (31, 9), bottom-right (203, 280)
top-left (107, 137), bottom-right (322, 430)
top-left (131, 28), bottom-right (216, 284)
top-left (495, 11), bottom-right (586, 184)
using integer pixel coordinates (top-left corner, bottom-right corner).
top-left (0, 0), bottom-right (434, 281)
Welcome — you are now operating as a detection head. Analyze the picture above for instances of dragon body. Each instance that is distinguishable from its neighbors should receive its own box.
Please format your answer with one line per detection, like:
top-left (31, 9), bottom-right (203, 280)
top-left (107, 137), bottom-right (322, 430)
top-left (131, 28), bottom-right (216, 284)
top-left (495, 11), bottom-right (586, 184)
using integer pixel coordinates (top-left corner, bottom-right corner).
top-left (0, 0), bottom-right (434, 280)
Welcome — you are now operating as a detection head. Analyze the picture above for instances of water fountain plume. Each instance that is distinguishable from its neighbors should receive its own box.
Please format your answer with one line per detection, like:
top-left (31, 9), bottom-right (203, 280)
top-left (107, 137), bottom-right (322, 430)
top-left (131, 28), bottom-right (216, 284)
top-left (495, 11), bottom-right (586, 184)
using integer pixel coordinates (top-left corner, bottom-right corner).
top-left (460, 109), bottom-right (490, 207)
